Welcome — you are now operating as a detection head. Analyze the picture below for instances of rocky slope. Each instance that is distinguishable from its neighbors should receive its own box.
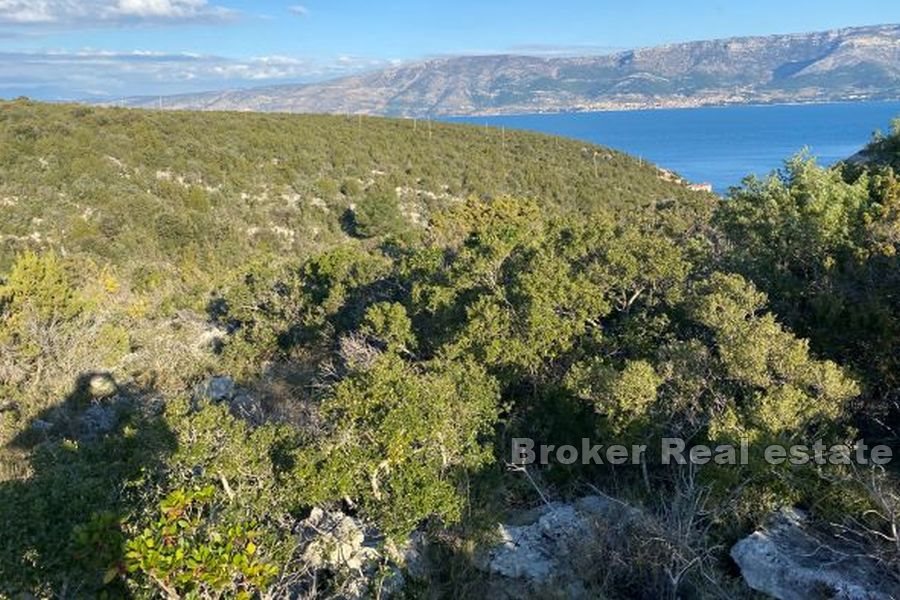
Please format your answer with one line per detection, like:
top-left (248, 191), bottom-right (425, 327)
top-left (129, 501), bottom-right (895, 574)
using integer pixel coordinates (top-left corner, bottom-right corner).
top-left (116, 24), bottom-right (900, 116)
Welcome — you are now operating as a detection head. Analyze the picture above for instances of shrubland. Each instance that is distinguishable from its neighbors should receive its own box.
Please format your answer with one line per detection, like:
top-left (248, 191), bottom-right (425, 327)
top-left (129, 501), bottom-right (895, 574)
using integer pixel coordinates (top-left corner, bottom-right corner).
top-left (0, 100), bottom-right (898, 598)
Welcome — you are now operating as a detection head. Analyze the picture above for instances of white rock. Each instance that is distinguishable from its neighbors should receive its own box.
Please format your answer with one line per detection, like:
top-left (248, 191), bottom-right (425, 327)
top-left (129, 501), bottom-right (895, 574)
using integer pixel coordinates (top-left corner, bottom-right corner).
top-left (203, 376), bottom-right (235, 402)
top-left (479, 495), bottom-right (639, 590)
top-left (300, 508), bottom-right (379, 571)
top-left (731, 508), bottom-right (900, 600)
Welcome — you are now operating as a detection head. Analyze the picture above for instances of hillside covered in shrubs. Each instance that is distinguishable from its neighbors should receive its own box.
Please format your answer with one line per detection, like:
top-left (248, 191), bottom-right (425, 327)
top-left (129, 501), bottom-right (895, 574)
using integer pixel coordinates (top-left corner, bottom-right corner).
top-left (0, 100), bottom-right (898, 598)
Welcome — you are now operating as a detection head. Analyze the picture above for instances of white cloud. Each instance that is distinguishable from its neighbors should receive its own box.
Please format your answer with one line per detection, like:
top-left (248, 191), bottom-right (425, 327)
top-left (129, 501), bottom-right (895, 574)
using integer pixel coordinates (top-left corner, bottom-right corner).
top-left (208, 55), bottom-right (312, 80)
top-left (506, 43), bottom-right (624, 57)
top-left (288, 4), bottom-right (308, 17)
top-left (0, 1), bottom-right (55, 23)
top-left (0, 49), bottom-right (389, 99)
top-left (0, 0), bottom-right (235, 25)
top-left (113, 0), bottom-right (220, 19)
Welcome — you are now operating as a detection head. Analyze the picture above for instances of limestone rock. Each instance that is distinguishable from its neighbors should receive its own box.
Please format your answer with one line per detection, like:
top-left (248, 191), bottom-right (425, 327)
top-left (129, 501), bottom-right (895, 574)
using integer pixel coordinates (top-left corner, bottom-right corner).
top-left (388, 531), bottom-right (429, 580)
top-left (476, 495), bottom-right (640, 598)
top-left (295, 508), bottom-right (391, 599)
top-left (731, 507), bottom-right (900, 600)
top-left (299, 508), bottom-right (380, 572)
top-left (202, 376), bottom-right (235, 403)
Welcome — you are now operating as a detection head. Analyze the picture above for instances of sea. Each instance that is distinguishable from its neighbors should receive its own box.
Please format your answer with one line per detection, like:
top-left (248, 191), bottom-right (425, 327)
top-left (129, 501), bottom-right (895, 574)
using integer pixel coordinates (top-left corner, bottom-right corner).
top-left (447, 101), bottom-right (900, 193)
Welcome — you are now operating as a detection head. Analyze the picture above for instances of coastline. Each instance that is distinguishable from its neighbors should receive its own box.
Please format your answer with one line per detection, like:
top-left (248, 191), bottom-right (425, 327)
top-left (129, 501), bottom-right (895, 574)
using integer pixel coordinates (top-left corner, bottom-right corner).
top-left (440, 96), bottom-right (900, 120)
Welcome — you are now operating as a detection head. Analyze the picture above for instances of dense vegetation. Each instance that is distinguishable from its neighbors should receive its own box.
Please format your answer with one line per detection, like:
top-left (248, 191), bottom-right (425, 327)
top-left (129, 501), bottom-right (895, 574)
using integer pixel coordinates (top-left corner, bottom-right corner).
top-left (0, 100), bottom-right (898, 598)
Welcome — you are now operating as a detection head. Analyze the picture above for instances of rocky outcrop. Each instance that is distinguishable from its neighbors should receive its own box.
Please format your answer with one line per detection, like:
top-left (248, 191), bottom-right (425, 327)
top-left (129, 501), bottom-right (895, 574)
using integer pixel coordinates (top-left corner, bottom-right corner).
top-left (201, 375), bottom-right (235, 403)
top-left (475, 495), bottom-right (641, 598)
top-left (300, 508), bottom-right (381, 573)
top-left (731, 508), bottom-right (900, 600)
top-left (197, 375), bottom-right (267, 425)
top-left (294, 508), bottom-right (420, 599)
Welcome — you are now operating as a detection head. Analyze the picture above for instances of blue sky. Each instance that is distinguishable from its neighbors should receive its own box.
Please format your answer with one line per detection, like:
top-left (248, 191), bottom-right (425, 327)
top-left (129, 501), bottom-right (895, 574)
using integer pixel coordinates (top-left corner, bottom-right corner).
top-left (1, 0), bottom-right (899, 99)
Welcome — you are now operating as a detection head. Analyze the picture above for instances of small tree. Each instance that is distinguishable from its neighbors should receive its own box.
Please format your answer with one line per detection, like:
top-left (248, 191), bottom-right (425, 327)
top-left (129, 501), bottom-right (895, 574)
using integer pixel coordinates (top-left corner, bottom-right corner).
top-left (296, 354), bottom-right (499, 537)
top-left (353, 191), bottom-right (406, 238)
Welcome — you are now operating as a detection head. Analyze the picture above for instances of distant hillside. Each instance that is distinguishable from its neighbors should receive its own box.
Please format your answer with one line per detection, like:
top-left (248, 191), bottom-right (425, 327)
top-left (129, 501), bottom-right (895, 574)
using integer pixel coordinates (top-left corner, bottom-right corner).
top-left (116, 24), bottom-right (900, 116)
top-left (0, 100), bottom-right (711, 278)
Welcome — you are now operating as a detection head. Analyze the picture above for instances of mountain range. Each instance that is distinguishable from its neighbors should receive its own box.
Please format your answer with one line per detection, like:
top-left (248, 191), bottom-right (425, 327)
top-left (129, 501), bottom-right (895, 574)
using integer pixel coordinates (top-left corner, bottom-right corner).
top-left (115, 24), bottom-right (900, 117)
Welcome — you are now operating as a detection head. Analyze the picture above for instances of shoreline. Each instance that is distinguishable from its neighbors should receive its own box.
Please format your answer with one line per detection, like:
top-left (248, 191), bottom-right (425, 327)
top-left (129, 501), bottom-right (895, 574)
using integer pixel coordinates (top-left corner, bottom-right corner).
top-left (441, 97), bottom-right (900, 120)
top-left (85, 96), bottom-right (900, 120)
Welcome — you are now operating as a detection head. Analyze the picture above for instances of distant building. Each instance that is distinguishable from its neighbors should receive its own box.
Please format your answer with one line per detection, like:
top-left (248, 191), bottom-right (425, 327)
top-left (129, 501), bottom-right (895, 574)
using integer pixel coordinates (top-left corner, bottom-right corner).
top-left (657, 167), bottom-right (714, 193)
top-left (656, 168), bottom-right (683, 184)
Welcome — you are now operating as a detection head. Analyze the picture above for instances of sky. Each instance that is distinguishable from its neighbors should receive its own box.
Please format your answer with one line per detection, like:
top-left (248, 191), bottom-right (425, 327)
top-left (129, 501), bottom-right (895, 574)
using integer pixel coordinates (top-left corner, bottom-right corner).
top-left (1, 0), bottom-right (899, 100)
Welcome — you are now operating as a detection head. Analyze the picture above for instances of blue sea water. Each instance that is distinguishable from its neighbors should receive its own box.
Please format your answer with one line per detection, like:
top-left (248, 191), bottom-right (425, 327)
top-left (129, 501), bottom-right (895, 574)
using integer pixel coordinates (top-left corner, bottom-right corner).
top-left (448, 102), bottom-right (900, 192)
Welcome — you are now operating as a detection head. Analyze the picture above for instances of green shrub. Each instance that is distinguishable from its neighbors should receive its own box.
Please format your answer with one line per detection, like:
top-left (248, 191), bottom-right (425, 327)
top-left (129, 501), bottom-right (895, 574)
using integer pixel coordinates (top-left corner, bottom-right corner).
top-left (353, 191), bottom-right (407, 238)
top-left (0, 250), bottom-right (81, 329)
top-left (296, 354), bottom-right (500, 537)
top-left (125, 486), bottom-right (279, 599)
